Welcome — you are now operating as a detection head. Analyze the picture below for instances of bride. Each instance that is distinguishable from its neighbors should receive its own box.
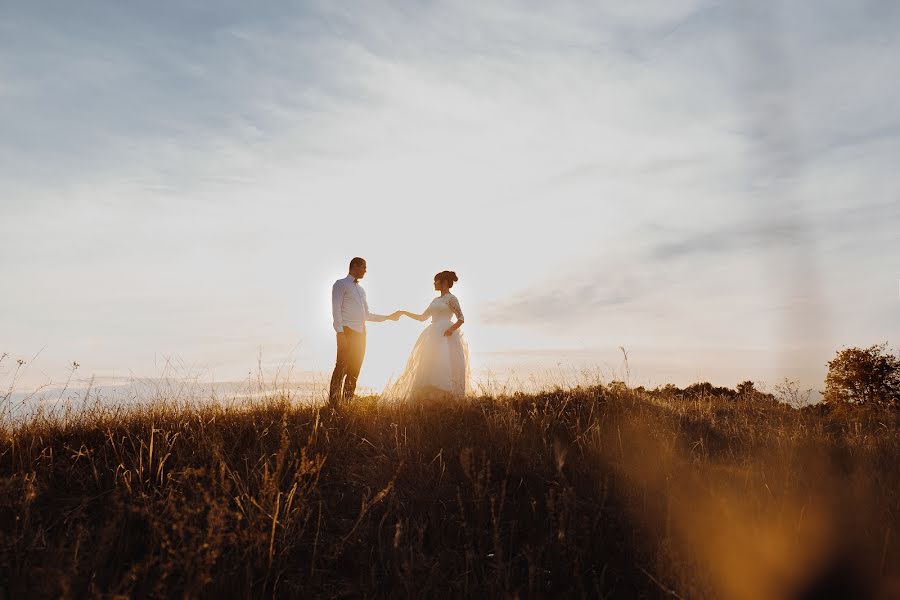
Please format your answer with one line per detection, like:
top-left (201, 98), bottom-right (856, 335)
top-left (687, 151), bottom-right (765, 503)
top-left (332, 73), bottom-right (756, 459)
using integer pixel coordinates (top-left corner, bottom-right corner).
top-left (382, 270), bottom-right (471, 401)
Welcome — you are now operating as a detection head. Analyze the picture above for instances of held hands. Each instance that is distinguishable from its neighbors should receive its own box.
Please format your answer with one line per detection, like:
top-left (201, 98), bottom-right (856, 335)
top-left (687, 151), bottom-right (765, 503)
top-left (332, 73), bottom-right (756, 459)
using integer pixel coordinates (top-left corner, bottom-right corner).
top-left (385, 310), bottom-right (453, 334)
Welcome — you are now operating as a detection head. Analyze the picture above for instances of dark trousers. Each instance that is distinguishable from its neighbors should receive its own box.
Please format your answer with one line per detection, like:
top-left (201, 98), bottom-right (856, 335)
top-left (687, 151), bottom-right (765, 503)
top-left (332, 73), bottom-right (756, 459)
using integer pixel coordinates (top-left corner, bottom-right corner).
top-left (329, 327), bottom-right (366, 407)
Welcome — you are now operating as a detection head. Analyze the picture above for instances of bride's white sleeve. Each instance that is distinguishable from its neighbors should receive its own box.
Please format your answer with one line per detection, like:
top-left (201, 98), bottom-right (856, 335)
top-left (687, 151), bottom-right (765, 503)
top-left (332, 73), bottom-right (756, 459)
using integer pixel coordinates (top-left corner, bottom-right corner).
top-left (420, 304), bottom-right (433, 320)
top-left (448, 296), bottom-right (464, 322)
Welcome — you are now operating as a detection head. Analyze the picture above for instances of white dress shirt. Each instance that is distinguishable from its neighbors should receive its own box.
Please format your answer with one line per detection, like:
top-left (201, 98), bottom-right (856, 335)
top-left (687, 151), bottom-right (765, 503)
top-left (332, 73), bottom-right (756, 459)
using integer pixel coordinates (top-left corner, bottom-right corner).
top-left (332, 275), bottom-right (388, 333)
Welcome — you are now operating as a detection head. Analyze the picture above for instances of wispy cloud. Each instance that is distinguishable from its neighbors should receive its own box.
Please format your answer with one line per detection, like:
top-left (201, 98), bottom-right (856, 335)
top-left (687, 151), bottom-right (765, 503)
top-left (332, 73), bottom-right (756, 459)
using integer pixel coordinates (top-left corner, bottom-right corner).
top-left (483, 273), bottom-right (648, 325)
top-left (483, 196), bottom-right (898, 330)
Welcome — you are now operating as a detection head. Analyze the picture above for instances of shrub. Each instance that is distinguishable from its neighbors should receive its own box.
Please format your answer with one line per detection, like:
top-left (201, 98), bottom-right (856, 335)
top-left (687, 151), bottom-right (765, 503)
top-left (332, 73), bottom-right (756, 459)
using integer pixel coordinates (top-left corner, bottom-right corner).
top-left (825, 343), bottom-right (900, 407)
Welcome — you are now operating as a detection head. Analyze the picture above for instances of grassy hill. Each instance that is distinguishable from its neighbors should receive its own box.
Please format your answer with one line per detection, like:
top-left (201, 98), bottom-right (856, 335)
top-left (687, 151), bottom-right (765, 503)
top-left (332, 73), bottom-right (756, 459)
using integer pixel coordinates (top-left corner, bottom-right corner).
top-left (1, 385), bottom-right (898, 598)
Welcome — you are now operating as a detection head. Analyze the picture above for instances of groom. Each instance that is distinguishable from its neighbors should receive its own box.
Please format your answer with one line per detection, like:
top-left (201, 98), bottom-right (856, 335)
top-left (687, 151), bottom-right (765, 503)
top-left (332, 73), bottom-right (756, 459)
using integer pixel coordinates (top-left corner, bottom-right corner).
top-left (329, 257), bottom-right (398, 407)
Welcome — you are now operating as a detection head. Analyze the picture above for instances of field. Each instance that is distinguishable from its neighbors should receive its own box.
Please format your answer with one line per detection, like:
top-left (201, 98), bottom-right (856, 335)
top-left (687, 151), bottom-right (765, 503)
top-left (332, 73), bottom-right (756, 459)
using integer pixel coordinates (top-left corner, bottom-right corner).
top-left (1, 383), bottom-right (898, 598)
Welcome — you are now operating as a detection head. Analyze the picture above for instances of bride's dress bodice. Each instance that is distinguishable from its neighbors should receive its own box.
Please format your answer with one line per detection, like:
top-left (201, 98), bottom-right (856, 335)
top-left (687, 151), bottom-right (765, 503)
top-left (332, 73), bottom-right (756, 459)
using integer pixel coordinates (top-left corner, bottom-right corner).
top-left (425, 293), bottom-right (464, 325)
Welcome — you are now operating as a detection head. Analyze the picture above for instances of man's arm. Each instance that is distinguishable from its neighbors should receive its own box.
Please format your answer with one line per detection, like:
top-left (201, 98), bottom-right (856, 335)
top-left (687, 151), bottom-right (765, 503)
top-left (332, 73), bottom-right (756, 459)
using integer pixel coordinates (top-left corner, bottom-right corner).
top-left (332, 281), bottom-right (344, 333)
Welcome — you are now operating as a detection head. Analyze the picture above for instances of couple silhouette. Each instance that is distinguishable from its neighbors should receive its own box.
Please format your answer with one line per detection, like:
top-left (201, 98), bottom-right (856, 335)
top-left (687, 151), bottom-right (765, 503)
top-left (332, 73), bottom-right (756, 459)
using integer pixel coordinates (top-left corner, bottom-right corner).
top-left (329, 257), bottom-right (470, 407)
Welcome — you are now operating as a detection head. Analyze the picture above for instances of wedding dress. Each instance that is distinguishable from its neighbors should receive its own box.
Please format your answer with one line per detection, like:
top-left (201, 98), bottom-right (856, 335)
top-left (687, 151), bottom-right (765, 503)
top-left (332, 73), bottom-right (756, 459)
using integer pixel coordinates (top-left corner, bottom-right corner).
top-left (382, 293), bottom-right (471, 400)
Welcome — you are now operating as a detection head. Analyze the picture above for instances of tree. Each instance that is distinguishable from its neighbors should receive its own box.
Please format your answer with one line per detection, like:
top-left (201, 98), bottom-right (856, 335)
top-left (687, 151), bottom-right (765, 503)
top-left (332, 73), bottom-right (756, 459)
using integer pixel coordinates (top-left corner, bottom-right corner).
top-left (824, 343), bottom-right (900, 407)
top-left (683, 382), bottom-right (736, 400)
top-left (737, 381), bottom-right (777, 403)
top-left (736, 380), bottom-right (756, 397)
top-left (735, 380), bottom-right (775, 402)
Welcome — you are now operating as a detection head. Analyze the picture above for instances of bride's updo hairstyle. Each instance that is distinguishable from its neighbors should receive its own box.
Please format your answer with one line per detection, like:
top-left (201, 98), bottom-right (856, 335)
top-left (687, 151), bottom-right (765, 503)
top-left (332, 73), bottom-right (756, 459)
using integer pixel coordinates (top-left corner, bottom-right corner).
top-left (434, 270), bottom-right (458, 288)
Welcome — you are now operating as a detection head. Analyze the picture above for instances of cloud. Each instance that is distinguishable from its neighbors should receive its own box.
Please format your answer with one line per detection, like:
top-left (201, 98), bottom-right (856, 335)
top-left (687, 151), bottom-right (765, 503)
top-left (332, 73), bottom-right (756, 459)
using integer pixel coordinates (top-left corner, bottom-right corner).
top-left (482, 195), bottom-right (898, 329)
top-left (648, 199), bottom-right (900, 262)
top-left (0, 3), bottom-right (375, 202)
top-left (482, 273), bottom-right (648, 325)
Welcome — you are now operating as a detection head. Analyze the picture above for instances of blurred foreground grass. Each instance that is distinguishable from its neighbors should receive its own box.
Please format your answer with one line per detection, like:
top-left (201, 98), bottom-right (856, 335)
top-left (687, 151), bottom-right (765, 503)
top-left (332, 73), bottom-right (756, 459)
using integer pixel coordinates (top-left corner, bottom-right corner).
top-left (1, 384), bottom-right (898, 598)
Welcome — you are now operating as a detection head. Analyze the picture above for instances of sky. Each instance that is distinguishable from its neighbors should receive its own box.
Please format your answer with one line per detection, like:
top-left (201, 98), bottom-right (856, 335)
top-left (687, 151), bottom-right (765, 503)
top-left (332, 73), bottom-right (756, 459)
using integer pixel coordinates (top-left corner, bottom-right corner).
top-left (2, 0), bottom-right (898, 398)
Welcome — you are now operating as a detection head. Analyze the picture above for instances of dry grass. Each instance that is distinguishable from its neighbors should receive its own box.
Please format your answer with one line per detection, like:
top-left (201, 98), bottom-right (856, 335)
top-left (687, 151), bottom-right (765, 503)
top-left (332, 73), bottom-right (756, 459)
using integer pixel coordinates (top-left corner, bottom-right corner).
top-left (1, 385), bottom-right (898, 598)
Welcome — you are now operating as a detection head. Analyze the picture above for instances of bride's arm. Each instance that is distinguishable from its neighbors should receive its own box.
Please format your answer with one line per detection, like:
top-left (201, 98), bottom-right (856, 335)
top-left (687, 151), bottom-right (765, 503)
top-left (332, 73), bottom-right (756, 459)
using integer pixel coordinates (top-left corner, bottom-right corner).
top-left (398, 310), bottom-right (429, 322)
top-left (443, 321), bottom-right (463, 336)
top-left (443, 296), bottom-right (465, 336)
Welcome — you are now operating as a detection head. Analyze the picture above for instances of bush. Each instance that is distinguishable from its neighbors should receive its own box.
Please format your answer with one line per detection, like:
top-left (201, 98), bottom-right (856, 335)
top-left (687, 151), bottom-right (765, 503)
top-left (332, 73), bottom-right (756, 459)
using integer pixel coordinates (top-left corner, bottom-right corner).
top-left (825, 343), bottom-right (900, 407)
